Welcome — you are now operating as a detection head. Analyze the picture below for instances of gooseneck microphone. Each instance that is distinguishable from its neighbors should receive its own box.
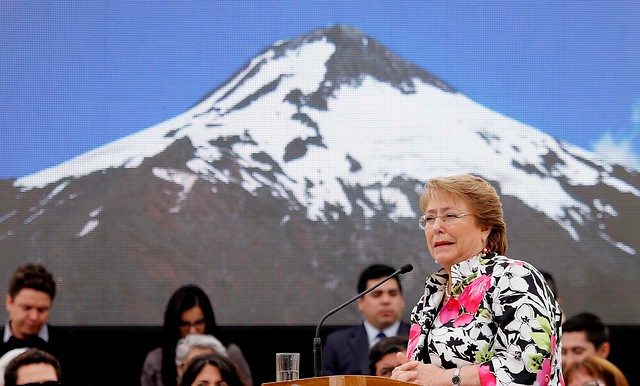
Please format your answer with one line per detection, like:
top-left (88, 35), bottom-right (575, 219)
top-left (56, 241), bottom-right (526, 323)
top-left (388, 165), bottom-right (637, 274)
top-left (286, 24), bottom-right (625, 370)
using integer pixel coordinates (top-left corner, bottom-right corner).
top-left (312, 263), bottom-right (414, 377)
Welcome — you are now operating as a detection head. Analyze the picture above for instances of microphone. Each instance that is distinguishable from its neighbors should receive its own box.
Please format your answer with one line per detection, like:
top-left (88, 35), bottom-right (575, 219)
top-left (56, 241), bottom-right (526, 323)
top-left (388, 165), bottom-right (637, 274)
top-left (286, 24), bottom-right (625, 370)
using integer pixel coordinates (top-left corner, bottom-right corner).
top-left (312, 263), bottom-right (413, 377)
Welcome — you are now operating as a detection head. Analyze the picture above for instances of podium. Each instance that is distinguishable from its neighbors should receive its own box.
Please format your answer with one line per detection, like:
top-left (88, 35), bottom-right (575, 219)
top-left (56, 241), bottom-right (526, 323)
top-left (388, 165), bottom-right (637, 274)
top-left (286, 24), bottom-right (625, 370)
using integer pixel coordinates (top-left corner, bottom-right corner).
top-left (263, 376), bottom-right (415, 386)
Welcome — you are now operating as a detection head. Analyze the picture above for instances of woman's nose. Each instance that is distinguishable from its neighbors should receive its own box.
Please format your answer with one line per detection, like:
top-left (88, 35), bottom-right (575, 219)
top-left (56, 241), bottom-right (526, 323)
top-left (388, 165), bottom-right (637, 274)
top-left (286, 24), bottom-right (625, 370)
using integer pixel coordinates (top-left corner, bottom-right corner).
top-left (430, 216), bottom-right (445, 232)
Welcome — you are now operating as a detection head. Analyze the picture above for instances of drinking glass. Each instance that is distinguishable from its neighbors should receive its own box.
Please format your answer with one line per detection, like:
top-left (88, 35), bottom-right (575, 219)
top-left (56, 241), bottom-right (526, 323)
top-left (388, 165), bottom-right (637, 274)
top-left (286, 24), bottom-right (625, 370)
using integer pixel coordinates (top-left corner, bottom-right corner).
top-left (276, 352), bottom-right (300, 381)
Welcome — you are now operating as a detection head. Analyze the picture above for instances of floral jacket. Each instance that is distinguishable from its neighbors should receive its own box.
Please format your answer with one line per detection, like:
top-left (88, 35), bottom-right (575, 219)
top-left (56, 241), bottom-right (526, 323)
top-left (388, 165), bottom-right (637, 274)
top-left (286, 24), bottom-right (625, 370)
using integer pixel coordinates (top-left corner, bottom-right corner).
top-left (408, 251), bottom-right (564, 386)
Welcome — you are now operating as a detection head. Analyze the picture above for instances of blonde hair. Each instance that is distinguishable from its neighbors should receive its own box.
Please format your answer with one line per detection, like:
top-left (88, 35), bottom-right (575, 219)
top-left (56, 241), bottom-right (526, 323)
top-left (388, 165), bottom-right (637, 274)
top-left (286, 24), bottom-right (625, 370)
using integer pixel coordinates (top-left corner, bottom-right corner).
top-left (563, 355), bottom-right (629, 386)
top-left (419, 174), bottom-right (508, 255)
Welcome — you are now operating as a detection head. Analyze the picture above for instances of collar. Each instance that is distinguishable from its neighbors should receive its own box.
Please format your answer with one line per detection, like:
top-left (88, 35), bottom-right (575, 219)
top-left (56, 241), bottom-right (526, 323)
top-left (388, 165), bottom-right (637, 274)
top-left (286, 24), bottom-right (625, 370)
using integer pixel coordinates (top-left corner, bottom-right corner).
top-left (448, 250), bottom-right (493, 295)
top-left (3, 320), bottom-right (49, 343)
top-left (363, 320), bottom-right (401, 347)
top-left (424, 250), bottom-right (495, 299)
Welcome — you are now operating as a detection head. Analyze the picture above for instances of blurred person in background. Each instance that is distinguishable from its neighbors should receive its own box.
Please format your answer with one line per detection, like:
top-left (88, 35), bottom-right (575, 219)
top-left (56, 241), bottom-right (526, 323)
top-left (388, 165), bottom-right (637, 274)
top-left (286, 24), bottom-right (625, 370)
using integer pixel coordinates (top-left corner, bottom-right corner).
top-left (368, 336), bottom-right (408, 378)
top-left (3, 348), bottom-right (61, 386)
top-left (562, 312), bottom-right (610, 370)
top-left (323, 264), bottom-right (409, 375)
top-left (564, 355), bottom-right (628, 386)
top-left (175, 334), bottom-right (227, 380)
top-left (179, 353), bottom-right (242, 386)
top-left (0, 349), bottom-right (27, 386)
top-left (1, 264), bottom-right (84, 386)
top-left (141, 285), bottom-right (252, 386)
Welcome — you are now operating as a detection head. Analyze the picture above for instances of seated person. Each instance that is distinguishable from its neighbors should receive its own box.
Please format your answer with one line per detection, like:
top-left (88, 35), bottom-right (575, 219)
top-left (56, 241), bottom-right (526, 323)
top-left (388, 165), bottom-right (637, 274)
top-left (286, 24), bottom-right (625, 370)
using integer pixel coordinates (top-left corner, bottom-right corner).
top-left (323, 264), bottom-right (409, 375)
top-left (540, 271), bottom-right (560, 302)
top-left (4, 348), bottom-right (61, 386)
top-left (562, 312), bottom-right (611, 369)
top-left (563, 355), bottom-right (628, 386)
top-left (180, 353), bottom-right (242, 386)
top-left (175, 334), bottom-right (227, 379)
top-left (0, 349), bottom-right (27, 386)
top-left (1, 264), bottom-right (84, 386)
top-left (141, 285), bottom-right (253, 386)
top-left (368, 336), bottom-right (408, 378)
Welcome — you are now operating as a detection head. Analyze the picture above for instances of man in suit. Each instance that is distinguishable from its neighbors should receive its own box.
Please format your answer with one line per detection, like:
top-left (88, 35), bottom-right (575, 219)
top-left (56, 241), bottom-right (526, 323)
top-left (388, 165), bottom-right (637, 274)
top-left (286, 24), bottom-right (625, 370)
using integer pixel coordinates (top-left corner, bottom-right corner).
top-left (322, 264), bottom-right (409, 375)
top-left (1, 264), bottom-right (85, 386)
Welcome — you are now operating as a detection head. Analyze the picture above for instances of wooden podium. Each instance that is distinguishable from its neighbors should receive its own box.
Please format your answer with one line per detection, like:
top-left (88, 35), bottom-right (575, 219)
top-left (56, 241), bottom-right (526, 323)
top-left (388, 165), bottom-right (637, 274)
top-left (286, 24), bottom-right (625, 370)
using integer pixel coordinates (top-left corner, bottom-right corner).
top-left (264, 376), bottom-right (414, 386)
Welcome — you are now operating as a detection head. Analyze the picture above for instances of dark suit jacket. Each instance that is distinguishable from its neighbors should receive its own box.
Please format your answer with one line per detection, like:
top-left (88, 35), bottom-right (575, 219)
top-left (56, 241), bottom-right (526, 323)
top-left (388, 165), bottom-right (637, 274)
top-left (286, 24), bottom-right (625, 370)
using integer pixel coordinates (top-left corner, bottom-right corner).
top-left (0, 325), bottom-right (86, 386)
top-left (322, 322), bottom-right (410, 375)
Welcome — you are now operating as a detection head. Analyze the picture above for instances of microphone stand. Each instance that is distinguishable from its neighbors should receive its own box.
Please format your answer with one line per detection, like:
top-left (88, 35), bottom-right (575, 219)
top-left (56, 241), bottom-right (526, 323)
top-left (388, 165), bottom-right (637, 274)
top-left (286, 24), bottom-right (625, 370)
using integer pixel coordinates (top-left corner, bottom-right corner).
top-left (312, 264), bottom-right (413, 377)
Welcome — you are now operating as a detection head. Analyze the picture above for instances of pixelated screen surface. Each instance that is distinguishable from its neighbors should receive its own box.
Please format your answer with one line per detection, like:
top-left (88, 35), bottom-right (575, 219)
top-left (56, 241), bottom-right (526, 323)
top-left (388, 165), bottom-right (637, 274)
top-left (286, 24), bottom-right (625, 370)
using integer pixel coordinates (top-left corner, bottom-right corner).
top-left (1, 2), bottom-right (639, 326)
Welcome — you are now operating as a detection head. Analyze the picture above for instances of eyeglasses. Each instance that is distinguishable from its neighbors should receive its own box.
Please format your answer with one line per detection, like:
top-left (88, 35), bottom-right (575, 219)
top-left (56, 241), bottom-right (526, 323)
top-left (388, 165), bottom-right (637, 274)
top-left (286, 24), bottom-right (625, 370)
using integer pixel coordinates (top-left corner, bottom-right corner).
top-left (418, 213), bottom-right (472, 229)
top-left (18, 382), bottom-right (61, 386)
top-left (178, 318), bottom-right (205, 331)
top-left (583, 381), bottom-right (604, 386)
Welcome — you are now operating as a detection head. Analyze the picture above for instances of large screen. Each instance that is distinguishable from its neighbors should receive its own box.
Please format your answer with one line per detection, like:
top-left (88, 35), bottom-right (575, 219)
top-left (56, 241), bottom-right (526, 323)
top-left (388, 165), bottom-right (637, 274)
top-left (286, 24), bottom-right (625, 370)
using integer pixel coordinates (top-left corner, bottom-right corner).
top-left (1, 2), bottom-right (639, 326)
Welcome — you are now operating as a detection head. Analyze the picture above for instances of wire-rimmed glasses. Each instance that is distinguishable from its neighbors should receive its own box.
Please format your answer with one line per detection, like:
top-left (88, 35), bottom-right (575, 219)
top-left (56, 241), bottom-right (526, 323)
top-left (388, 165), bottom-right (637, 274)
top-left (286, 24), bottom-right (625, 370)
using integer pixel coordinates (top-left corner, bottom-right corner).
top-left (418, 213), bottom-right (473, 230)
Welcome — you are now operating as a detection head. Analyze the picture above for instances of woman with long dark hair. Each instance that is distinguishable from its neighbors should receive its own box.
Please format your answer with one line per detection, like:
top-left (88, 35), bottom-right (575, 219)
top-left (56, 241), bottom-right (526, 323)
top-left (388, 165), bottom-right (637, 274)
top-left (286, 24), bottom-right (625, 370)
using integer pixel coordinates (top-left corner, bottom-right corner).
top-left (141, 285), bottom-right (252, 386)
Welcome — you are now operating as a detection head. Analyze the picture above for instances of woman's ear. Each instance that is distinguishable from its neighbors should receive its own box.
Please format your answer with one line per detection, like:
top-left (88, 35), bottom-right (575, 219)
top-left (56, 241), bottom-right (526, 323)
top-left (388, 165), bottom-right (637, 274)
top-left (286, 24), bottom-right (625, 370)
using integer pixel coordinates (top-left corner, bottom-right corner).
top-left (481, 226), bottom-right (492, 243)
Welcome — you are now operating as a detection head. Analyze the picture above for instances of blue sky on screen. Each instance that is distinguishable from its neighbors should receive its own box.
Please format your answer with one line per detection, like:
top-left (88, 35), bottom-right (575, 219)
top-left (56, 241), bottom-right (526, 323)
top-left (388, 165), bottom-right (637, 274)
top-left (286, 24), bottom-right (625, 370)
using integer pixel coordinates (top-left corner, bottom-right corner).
top-left (1, 1), bottom-right (639, 178)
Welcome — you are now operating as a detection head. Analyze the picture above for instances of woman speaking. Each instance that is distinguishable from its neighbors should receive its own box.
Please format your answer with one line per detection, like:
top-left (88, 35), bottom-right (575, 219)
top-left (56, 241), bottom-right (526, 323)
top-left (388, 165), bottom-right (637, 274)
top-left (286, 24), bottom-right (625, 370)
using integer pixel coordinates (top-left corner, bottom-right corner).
top-left (391, 174), bottom-right (563, 386)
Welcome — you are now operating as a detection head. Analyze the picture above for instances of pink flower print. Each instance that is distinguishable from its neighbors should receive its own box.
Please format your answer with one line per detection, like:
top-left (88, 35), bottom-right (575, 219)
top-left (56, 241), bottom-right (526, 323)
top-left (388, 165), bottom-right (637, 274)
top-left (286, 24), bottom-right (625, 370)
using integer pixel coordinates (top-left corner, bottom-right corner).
top-left (453, 313), bottom-right (474, 327)
top-left (536, 358), bottom-right (552, 386)
top-left (508, 261), bottom-right (525, 267)
top-left (439, 296), bottom-right (460, 323)
top-left (478, 364), bottom-right (496, 386)
top-left (407, 323), bottom-right (421, 358)
top-left (458, 274), bottom-right (492, 314)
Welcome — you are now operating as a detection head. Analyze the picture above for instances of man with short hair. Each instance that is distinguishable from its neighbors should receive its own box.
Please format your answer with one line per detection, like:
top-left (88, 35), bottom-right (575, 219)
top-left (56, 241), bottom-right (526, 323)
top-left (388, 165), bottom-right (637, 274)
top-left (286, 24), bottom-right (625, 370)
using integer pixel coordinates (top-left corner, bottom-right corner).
top-left (368, 336), bottom-right (408, 378)
top-left (562, 312), bottom-right (611, 369)
top-left (4, 348), bottom-right (61, 386)
top-left (322, 264), bottom-right (409, 375)
top-left (1, 264), bottom-right (84, 386)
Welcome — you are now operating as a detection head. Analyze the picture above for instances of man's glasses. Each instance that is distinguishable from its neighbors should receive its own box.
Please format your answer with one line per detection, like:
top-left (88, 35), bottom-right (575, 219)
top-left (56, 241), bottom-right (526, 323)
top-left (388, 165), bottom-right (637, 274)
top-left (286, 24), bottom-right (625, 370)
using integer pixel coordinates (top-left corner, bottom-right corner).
top-left (18, 382), bottom-right (61, 386)
top-left (178, 318), bottom-right (205, 331)
top-left (418, 213), bottom-right (472, 229)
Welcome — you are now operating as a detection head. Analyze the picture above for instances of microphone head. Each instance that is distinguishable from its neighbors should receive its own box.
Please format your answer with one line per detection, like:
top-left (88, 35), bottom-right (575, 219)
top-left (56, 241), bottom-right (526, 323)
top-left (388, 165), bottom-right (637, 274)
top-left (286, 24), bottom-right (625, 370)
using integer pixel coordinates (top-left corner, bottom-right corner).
top-left (399, 264), bottom-right (413, 274)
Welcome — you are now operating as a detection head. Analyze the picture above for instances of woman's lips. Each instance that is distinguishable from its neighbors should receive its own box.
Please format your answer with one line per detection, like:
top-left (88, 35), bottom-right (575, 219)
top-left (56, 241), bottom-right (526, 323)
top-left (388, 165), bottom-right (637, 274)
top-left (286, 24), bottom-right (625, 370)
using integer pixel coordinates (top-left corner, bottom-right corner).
top-left (434, 241), bottom-right (454, 248)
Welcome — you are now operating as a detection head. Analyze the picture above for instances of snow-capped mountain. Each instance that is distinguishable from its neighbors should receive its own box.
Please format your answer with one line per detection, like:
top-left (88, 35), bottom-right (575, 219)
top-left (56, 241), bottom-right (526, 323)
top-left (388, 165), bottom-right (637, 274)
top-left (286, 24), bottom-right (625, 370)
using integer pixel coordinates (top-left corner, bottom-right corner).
top-left (1, 25), bottom-right (638, 326)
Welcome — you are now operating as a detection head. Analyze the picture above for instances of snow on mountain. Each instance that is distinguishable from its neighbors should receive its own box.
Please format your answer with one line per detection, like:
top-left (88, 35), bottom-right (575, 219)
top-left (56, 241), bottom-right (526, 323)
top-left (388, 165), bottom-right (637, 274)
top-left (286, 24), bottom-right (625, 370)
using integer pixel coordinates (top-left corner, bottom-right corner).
top-left (13, 25), bottom-right (638, 253)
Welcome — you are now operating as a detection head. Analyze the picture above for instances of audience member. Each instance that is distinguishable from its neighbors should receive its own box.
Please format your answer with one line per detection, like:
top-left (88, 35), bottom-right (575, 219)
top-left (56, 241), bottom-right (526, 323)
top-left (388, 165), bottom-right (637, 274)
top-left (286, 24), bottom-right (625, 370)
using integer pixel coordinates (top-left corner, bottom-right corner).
top-left (564, 355), bottom-right (628, 386)
top-left (541, 271), bottom-right (560, 302)
top-left (3, 348), bottom-right (61, 386)
top-left (562, 312), bottom-right (610, 370)
top-left (141, 285), bottom-right (252, 386)
top-left (1, 264), bottom-right (84, 386)
top-left (180, 353), bottom-right (242, 386)
top-left (322, 264), bottom-right (409, 375)
top-left (0, 349), bottom-right (27, 386)
top-left (175, 334), bottom-right (227, 380)
top-left (368, 336), bottom-right (408, 378)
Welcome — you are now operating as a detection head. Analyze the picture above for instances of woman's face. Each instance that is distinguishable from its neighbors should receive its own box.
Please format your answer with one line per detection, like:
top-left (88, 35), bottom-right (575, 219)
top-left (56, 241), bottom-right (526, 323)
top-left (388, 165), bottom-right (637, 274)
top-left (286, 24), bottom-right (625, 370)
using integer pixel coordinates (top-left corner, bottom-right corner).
top-left (424, 192), bottom-right (490, 269)
top-left (191, 363), bottom-right (228, 386)
top-left (179, 306), bottom-right (206, 337)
